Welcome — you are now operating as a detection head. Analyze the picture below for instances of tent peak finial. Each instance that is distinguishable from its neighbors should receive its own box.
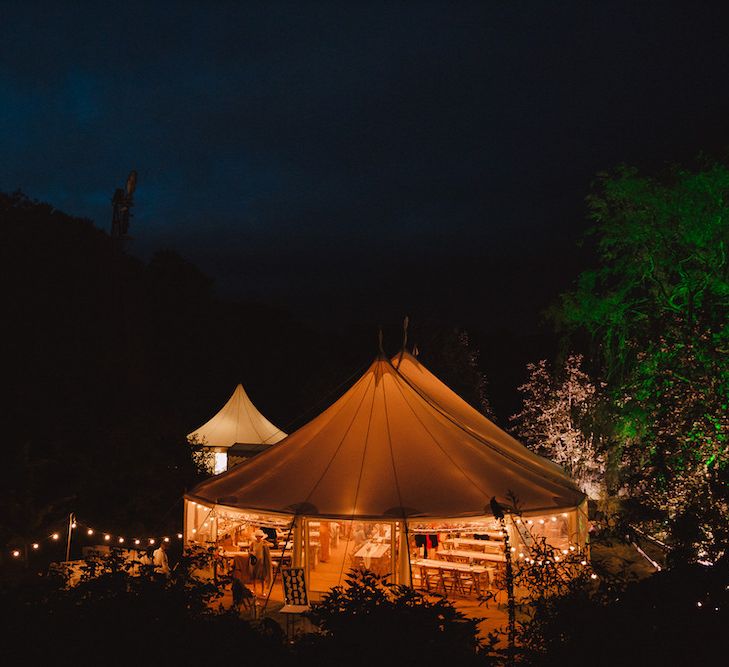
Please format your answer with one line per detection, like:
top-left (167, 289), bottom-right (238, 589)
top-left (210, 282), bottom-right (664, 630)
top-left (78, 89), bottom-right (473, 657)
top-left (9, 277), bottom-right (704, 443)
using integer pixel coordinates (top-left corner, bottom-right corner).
top-left (378, 326), bottom-right (384, 355)
top-left (394, 316), bottom-right (409, 368)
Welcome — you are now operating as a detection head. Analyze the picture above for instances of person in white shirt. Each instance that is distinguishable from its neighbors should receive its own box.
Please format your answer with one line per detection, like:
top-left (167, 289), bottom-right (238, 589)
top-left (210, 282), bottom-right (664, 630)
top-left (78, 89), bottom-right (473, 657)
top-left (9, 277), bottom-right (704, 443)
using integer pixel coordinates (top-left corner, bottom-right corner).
top-left (152, 541), bottom-right (171, 579)
top-left (249, 529), bottom-right (272, 596)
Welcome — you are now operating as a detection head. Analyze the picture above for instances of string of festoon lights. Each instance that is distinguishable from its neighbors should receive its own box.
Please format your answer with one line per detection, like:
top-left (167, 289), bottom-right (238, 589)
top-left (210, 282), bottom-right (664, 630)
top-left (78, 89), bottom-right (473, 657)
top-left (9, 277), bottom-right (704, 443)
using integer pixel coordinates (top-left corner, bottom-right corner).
top-left (7, 513), bottom-right (183, 560)
top-left (510, 514), bottom-right (598, 579)
top-left (9, 509), bottom-right (596, 581)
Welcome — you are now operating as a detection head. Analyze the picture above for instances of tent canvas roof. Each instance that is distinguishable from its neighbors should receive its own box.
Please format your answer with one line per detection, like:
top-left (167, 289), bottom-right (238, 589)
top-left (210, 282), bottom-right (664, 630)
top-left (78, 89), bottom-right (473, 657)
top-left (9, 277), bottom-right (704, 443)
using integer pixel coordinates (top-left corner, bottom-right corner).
top-left (187, 383), bottom-right (286, 448)
top-left (188, 356), bottom-right (584, 519)
top-left (392, 350), bottom-right (576, 487)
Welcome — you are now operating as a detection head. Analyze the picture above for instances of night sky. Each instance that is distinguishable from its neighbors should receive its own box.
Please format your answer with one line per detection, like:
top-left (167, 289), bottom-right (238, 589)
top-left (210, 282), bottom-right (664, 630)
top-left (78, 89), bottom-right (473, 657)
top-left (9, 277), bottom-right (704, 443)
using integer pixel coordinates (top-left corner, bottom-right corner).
top-left (3, 2), bottom-right (729, 344)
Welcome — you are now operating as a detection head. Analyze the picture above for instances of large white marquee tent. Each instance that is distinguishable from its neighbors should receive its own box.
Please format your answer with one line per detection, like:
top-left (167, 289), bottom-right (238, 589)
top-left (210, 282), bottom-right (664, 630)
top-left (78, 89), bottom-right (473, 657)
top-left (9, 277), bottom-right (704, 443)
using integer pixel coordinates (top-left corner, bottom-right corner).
top-left (184, 353), bottom-right (587, 592)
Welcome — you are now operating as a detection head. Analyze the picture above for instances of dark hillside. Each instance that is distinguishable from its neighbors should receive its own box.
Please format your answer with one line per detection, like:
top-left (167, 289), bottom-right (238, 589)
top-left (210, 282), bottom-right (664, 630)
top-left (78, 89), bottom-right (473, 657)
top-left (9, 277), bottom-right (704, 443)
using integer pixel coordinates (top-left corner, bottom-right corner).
top-left (2, 192), bottom-right (341, 539)
top-left (2, 192), bottom-right (500, 546)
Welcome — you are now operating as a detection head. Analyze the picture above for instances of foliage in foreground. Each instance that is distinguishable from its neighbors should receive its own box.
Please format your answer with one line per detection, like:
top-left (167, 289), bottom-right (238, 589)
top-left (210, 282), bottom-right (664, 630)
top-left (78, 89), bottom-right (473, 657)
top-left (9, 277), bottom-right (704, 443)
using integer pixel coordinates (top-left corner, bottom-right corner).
top-left (2, 549), bottom-right (727, 667)
top-left (0, 554), bottom-right (493, 666)
top-left (476, 530), bottom-right (728, 665)
top-left (304, 568), bottom-right (492, 666)
top-left (0, 548), bottom-right (287, 663)
top-left (515, 555), bottom-right (729, 666)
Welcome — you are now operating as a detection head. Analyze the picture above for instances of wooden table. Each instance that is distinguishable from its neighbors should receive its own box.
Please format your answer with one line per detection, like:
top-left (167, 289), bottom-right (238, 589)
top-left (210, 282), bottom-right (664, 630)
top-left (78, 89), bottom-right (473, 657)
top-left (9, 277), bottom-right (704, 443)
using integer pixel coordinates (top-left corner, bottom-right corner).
top-left (412, 558), bottom-right (490, 597)
top-left (484, 530), bottom-right (505, 539)
top-left (354, 542), bottom-right (390, 559)
top-left (269, 547), bottom-right (293, 568)
top-left (269, 547), bottom-right (292, 558)
top-left (442, 537), bottom-right (503, 550)
top-left (353, 542), bottom-right (391, 575)
top-left (437, 549), bottom-right (505, 563)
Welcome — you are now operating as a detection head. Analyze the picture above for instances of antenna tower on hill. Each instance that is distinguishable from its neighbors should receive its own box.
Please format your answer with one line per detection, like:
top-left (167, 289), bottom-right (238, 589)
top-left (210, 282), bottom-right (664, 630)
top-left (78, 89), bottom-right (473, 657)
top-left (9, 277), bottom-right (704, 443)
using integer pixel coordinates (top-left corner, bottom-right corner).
top-left (110, 170), bottom-right (138, 241)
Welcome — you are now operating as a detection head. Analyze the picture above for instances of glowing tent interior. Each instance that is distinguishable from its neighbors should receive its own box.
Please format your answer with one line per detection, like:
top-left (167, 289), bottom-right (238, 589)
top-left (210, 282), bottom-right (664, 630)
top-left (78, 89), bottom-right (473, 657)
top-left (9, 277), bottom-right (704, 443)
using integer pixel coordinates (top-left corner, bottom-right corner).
top-left (184, 354), bottom-right (587, 596)
top-left (187, 383), bottom-right (286, 473)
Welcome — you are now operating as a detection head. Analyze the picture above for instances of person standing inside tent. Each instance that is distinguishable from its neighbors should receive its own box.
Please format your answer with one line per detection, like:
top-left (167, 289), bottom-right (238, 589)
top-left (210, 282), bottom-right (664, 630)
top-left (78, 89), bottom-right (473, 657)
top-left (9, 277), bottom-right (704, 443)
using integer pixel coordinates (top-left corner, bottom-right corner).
top-left (319, 522), bottom-right (331, 563)
top-left (153, 541), bottom-right (171, 580)
top-left (249, 529), bottom-right (272, 597)
top-left (353, 523), bottom-right (367, 549)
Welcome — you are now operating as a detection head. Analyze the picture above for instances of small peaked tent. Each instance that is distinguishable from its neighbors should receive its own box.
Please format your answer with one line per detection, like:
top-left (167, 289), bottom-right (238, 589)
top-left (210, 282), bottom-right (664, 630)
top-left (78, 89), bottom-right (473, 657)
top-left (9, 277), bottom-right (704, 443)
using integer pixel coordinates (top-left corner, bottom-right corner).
top-left (185, 355), bottom-right (587, 592)
top-left (187, 383), bottom-right (286, 473)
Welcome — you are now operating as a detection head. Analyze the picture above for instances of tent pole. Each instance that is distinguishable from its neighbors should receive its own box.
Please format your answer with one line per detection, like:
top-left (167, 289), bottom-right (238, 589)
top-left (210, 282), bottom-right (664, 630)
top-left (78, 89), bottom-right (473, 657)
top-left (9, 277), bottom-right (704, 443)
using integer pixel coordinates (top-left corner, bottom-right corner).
top-left (293, 516), bottom-right (302, 567)
top-left (302, 518), bottom-right (310, 593)
top-left (65, 512), bottom-right (74, 561)
top-left (183, 499), bottom-right (188, 545)
top-left (390, 521), bottom-right (396, 583)
top-left (402, 519), bottom-right (412, 587)
top-left (262, 516), bottom-right (295, 615)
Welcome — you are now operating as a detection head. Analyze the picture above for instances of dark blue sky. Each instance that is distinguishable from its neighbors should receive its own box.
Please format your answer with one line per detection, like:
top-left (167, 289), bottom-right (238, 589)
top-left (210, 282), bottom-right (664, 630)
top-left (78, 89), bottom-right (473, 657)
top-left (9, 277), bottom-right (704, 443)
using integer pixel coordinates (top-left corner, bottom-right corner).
top-left (3, 1), bottom-right (729, 333)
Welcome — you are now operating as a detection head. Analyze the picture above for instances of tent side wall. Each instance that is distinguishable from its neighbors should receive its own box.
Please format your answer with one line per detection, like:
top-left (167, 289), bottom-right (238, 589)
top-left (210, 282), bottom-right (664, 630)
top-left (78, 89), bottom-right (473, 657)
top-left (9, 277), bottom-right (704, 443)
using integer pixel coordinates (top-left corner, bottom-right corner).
top-left (508, 506), bottom-right (589, 556)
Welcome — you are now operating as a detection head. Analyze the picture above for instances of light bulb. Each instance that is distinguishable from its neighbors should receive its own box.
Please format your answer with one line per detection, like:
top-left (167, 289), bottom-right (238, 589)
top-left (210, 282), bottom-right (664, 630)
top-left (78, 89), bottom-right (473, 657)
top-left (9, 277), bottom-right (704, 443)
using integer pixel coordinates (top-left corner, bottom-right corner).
top-left (192, 528), bottom-right (197, 534)
top-left (149, 539), bottom-right (155, 545)
top-left (581, 560), bottom-right (587, 566)
top-left (590, 573), bottom-right (597, 579)
top-left (71, 522), bottom-right (77, 529)
top-left (52, 533), bottom-right (60, 540)
top-left (569, 546), bottom-right (575, 551)
top-left (118, 537), bottom-right (124, 543)
top-left (539, 519), bottom-right (545, 524)
top-left (562, 549), bottom-right (568, 555)
top-left (551, 516), bottom-right (557, 522)
top-left (697, 601), bottom-right (702, 607)
top-left (32, 543), bottom-right (39, 549)
top-left (134, 539), bottom-right (140, 545)
top-left (163, 537), bottom-right (170, 543)
top-left (87, 529), bottom-right (94, 536)
top-left (12, 550), bottom-right (20, 557)
top-left (177, 533), bottom-right (183, 539)
top-left (104, 534), bottom-right (111, 541)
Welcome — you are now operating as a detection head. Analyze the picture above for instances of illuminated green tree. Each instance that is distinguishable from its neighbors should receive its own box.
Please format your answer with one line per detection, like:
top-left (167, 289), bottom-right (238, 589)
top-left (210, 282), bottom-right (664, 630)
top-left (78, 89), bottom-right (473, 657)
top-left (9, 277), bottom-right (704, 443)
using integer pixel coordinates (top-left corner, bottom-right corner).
top-left (559, 163), bottom-right (729, 560)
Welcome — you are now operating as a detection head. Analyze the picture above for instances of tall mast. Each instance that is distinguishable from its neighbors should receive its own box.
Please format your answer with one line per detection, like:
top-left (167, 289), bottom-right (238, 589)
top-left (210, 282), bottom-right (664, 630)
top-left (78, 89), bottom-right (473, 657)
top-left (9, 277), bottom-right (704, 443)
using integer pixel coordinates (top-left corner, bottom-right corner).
top-left (110, 170), bottom-right (138, 241)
